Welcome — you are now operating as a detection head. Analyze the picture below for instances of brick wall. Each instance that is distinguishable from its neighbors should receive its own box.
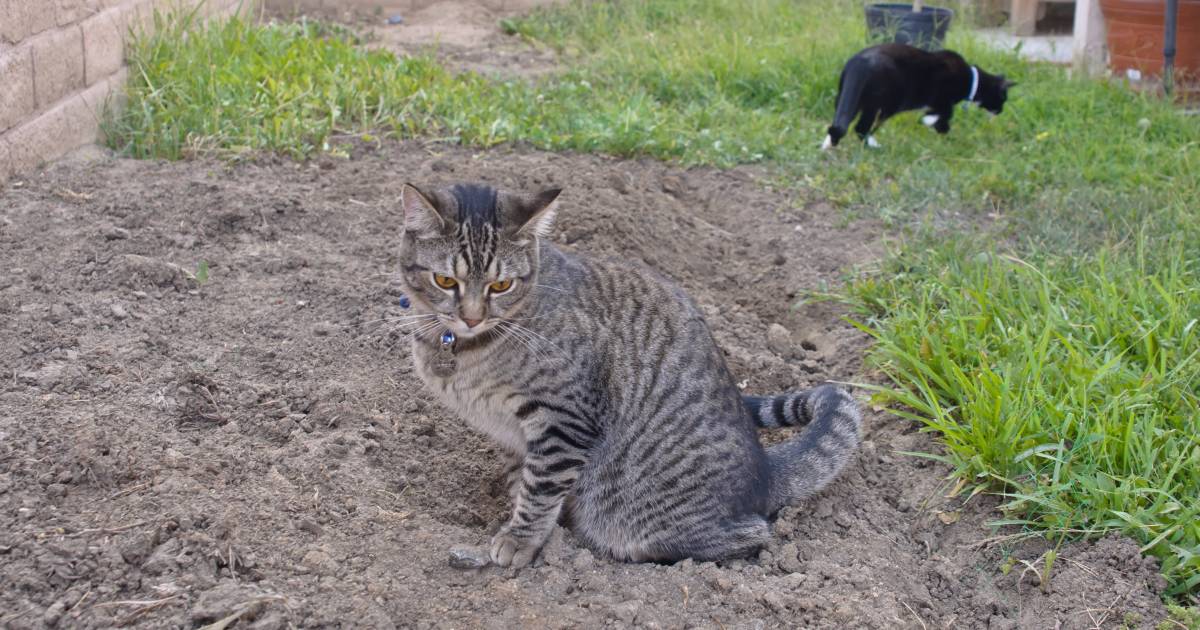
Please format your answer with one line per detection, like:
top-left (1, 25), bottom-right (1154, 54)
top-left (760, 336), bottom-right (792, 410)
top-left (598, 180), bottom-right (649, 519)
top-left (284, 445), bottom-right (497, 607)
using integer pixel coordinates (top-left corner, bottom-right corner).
top-left (0, 0), bottom-right (250, 182)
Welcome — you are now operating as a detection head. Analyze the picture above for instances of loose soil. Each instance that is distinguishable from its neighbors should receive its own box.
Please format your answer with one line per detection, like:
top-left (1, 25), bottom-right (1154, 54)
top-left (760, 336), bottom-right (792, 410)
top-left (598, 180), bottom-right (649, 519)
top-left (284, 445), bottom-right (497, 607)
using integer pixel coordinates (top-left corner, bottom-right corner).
top-left (0, 139), bottom-right (1171, 629)
top-left (264, 0), bottom-right (563, 79)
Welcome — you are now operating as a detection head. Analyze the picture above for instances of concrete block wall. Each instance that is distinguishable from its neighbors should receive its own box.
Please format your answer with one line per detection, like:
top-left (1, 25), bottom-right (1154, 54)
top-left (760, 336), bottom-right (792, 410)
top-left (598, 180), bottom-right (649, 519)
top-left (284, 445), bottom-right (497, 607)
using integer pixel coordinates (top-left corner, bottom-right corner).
top-left (0, 0), bottom-right (250, 182)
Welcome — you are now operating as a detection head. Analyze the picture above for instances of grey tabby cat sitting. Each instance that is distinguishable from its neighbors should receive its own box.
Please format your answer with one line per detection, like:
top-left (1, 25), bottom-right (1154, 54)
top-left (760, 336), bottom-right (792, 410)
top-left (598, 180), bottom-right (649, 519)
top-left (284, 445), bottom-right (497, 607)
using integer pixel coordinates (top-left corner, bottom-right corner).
top-left (397, 182), bottom-right (862, 568)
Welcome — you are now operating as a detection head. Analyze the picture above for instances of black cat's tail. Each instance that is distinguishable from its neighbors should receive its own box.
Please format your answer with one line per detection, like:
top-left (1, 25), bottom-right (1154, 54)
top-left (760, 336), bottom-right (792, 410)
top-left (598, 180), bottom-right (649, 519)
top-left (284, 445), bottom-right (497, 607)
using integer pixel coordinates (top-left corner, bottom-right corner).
top-left (825, 57), bottom-right (868, 148)
top-left (743, 385), bottom-right (861, 513)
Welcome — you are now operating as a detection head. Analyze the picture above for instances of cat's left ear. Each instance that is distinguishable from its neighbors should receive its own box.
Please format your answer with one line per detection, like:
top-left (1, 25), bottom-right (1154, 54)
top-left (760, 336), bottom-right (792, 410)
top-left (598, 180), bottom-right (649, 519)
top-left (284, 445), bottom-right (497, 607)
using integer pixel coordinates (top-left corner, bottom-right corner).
top-left (999, 75), bottom-right (1017, 90)
top-left (508, 188), bottom-right (562, 241)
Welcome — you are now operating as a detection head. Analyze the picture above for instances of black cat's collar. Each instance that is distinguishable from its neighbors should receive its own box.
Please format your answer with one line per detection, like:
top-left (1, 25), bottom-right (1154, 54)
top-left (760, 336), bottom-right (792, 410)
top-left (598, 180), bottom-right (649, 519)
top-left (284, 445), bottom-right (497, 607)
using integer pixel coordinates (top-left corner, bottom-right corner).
top-left (964, 66), bottom-right (980, 111)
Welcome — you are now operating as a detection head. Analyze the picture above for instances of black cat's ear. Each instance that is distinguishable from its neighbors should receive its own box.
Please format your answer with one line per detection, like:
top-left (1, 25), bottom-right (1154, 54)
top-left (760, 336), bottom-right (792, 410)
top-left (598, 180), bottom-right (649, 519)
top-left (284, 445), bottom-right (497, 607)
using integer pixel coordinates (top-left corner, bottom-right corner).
top-left (999, 75), bottom-right (1017, 90)
top-left (508, 188), bottom-right (562, 241)
top-left (401, 183), bottom-right (447, 238)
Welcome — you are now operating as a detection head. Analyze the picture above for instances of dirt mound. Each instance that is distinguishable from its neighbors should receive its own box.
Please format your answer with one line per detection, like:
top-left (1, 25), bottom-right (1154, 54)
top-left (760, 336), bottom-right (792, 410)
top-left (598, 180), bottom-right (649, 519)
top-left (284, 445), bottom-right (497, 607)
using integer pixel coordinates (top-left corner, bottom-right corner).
top-left (0, 141), bottom-right (1170, 628)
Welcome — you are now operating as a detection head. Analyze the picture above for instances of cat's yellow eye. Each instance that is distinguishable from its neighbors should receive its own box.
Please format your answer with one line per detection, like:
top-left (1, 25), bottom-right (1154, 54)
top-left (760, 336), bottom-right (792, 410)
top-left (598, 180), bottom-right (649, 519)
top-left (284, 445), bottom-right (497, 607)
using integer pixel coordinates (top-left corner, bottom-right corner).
top-left (432, 274), bottom-right (458, 290)
top-left (488, 279), bottom-right (514, 294)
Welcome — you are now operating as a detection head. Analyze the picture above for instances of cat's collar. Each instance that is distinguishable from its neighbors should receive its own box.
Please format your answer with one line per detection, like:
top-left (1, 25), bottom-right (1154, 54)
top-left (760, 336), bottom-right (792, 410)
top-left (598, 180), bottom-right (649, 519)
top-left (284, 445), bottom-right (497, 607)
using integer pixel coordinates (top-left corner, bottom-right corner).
top-left (964, 66), bottom-right (980, 111)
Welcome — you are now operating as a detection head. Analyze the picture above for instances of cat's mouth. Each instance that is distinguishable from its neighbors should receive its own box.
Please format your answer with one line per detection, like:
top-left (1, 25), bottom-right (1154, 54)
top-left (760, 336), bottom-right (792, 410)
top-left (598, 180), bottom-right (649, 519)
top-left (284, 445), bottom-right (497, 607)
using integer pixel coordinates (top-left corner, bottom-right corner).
top-left (445, 317), bottom-right (498, 339)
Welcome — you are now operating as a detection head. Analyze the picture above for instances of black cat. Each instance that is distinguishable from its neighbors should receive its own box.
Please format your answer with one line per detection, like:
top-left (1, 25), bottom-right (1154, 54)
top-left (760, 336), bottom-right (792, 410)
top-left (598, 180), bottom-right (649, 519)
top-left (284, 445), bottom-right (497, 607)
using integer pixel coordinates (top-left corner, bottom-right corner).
top-left (822, 43), bottom-right (1014, 149)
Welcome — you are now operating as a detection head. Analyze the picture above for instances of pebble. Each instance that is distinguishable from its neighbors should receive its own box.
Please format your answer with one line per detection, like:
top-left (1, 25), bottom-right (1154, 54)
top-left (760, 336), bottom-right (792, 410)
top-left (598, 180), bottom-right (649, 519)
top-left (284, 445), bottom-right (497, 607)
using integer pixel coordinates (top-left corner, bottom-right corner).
top-left (448, 545), bottom-right (490, 570)
top-left (110, 303), bottom-right (129, 320)
top-left (766, 323), bottom-right (798, 359)
top-left (611, 600), bottom-right (641, 624)
top-left (296, 519), bottom-right (323, 536)
top-left (102, 225), bottom-right (131, 240)
top-left (572, 548), bottom-right (595, 571)
top-left (387, 14), bottom-right (404, 24)
top-left (761, 591), bottom-right (788, 613)
top-left (46, 483), bottom-right (67, 498)
top-left (777, 542), bottom-right (803, 573)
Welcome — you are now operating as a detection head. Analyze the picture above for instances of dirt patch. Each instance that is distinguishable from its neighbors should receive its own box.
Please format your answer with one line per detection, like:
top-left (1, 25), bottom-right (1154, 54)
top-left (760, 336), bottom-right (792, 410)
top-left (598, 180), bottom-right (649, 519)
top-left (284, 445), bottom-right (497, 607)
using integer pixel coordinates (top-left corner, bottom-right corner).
top-left (265, 0), bottom-right (563, 79)
top-left (0, 140), bottom-right (1170, 629)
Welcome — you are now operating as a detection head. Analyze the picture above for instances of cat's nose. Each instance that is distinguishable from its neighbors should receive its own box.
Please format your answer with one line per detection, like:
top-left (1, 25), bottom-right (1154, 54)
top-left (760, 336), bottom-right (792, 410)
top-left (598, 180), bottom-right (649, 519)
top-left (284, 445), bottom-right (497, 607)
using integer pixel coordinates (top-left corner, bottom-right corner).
top-left (462, 318), bottom-right (483, 328)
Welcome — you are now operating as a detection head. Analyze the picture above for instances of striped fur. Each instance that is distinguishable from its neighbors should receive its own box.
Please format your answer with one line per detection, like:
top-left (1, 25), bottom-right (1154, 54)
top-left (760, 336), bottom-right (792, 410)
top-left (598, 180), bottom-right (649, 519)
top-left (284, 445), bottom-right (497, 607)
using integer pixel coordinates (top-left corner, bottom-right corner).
top-left (398, 182), bottom-right (862, 568)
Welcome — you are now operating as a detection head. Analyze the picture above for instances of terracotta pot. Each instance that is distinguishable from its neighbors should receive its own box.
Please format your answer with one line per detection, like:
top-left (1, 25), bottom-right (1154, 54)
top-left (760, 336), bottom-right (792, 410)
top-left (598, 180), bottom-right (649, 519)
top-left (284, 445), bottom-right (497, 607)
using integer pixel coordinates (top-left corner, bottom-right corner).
top-left (1099, 0), bottom-right (1200, 78)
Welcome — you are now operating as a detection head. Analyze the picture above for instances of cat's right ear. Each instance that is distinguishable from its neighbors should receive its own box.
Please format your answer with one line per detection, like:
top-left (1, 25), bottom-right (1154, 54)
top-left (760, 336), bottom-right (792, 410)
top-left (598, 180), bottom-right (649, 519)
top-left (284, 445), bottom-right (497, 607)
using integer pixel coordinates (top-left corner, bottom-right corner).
top-left (401, 183), bottom-right (445, 238)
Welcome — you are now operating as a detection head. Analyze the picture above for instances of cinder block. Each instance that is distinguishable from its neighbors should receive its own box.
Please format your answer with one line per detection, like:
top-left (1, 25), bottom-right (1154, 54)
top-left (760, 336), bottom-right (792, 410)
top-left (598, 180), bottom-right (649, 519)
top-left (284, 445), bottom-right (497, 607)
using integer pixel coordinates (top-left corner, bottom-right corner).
top-left (0, 45), bottom-right (35, 133)
top-left (5, 92), bottom-right (101, 174)
top-left (31, 25), bottom-right (86, 109)
top-left (81, 66), bottom-right (128, 129)
top-left (55, 0), bottom-right (91, 26)
top-left (117, 0), bottom-right (154, 42)
top-left (0, 0), bottom-right (59, 44)
top-left (82, 8), bottom-right (125, 85)
top-left (0, 132), bottom-right (14, 183)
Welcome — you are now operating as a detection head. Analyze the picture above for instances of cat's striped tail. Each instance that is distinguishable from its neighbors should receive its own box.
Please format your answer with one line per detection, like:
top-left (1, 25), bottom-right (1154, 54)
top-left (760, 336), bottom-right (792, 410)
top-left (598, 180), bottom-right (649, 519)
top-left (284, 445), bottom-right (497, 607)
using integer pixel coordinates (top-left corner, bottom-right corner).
top-left (743, 385), bottom-right (862, 514)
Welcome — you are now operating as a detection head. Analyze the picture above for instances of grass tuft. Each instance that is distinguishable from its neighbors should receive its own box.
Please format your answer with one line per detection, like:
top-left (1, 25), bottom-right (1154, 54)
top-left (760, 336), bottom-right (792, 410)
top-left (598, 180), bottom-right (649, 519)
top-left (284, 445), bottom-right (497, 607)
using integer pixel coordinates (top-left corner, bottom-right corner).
top-left (846, 231), bottom-right (1200, 596)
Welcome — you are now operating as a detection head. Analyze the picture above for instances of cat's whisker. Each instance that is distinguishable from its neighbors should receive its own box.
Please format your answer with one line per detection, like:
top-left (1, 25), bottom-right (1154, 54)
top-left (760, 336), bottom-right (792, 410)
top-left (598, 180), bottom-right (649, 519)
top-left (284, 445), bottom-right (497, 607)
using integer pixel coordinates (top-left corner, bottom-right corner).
top-left (348, 314), bottom-right (437, 329)
top-left (496, 321), bottom-right (555, 363)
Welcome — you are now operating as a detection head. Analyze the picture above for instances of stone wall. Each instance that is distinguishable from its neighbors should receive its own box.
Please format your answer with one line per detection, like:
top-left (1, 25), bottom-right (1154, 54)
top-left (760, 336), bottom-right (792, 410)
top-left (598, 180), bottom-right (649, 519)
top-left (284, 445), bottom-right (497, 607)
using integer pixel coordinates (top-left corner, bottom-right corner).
top-left (0, 0), bottom-right (249, 182)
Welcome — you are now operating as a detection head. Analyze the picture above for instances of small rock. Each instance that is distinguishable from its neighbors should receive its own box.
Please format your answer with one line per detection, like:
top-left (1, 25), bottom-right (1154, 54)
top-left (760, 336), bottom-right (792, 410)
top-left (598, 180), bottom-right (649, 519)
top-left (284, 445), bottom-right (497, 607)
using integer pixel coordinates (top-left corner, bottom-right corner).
top-left (777, 542), bottom-right (803, 573)
top-left (988, 615), bottom-right (1018, 630)
top-left (448, 545), bottom-right (490, 570)
top-left (761, 591), bottom-right (788, 613)
top-left (611, 600), bottom-right (641, 624)
top-left (190, 582), bottom-right (270, 624)
top-left (572, 548), bottom-right (595, 571)
top-left (766, 323), bottom-right (798, 360)
top-left (48, 304), bottom-right (69, 322)
top-left (798, 359), bottom-right (821, 374)
top-left (538, 526), bottom-right (570, 567)
top-left (17, 507), bottom-right (34, 519)
top-left (313, 322), bottom-right (334, 337)
top-left (110, 304), bottom-right (129, 320)
top-left (46, 483), bottom-right (67, 498)
top-left (660, 174), bottom-right (684, 196)
top-left (101, 225), bottom-right (131, 240)
top-left (296, 519), bottom-right (323, 536)
top-left (42, 597), bottom-right (67, 627)
top-left (772, 253), bottom-right (787, 266)
top-left (300, 548), bottom-right (339, 575)
top-left (387, 14), bottom-right (404, 24)
top-left (607, 172), bottom-right (631, 194)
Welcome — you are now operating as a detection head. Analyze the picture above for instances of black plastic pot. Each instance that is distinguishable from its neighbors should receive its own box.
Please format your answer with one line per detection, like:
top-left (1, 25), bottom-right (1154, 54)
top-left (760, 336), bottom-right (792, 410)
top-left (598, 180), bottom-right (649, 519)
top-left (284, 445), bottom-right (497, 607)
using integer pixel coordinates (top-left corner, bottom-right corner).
top-left (864, 3), bottom-right (954, 50)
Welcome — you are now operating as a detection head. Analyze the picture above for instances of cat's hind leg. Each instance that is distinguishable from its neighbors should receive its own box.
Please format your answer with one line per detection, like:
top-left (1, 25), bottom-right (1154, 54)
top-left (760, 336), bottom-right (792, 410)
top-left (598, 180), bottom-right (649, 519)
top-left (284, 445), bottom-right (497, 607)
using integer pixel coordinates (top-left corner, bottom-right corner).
top-left (855, 107), bottom-right (881, 148)
top-left (931, 106), bottom-right (954, 134)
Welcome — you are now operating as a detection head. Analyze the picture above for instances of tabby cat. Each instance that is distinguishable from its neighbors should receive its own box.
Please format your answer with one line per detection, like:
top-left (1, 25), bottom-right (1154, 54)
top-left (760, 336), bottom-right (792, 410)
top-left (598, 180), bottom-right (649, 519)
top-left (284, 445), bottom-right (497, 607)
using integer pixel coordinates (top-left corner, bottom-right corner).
top-left (822, 43), bottom-right (1014, 149)
top-left (397, 182), bottom-right (861, 568)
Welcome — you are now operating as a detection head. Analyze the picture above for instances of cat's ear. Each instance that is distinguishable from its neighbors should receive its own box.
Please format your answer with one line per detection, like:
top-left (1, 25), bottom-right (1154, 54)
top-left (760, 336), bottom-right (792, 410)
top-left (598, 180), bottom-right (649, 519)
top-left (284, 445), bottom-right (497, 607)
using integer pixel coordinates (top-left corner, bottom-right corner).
top-left (508, 188), bottom-right (562, 241)
top-left (401, 183), bottom-right (447, 238)
top-left (998, 74), bottom-right (1017, 90)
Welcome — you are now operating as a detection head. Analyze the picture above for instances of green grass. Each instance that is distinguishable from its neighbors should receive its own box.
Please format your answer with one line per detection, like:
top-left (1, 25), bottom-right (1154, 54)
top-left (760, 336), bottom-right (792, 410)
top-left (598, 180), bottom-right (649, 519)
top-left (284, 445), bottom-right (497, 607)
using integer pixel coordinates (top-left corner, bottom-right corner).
top-left (107, 0), bottom-right (1200, 600)
top-left (847, 234), bottom-right (1200, 597)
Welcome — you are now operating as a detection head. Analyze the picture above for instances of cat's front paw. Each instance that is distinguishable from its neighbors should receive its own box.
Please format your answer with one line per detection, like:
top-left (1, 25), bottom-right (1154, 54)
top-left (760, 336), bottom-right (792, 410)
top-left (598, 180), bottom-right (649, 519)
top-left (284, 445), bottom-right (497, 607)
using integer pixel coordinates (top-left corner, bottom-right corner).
top-left (490, 528), bottom-right (541, 568)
